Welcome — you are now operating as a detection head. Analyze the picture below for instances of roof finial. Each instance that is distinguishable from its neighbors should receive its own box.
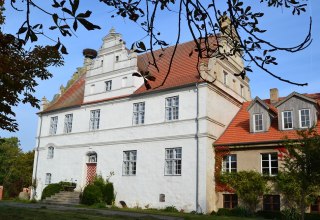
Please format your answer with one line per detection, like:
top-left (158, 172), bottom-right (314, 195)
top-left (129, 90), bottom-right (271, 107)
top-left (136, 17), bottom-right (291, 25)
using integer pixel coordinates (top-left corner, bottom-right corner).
top-left (109, 27), bottom-right (116, 34)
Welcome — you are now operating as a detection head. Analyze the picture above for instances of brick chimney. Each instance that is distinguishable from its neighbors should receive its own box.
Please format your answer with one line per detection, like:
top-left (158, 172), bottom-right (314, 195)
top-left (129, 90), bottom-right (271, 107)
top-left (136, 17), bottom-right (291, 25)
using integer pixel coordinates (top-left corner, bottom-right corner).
top-left (270, 88), bottom-right (279, 104)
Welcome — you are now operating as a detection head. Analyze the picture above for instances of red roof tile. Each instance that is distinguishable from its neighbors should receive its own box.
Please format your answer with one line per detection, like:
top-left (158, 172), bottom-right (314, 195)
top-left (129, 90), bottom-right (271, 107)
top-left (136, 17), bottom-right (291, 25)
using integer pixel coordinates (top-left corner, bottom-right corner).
top-left (215, 93), bottom-right (320, 146)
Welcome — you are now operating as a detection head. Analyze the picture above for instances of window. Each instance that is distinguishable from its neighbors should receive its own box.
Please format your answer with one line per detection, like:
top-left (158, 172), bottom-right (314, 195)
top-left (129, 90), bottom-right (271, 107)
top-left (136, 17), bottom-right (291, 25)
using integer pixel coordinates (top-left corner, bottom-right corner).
top-left (133, 102), bottom-right (145, 125)
top-left (240, 85), bottom-right (244, 97)
top-left (223, 194), bottom-right (238, 209)
top-left (90, 109), bottom-right (100, 131)
top-left (47, 146), bottom-right (54, 159)
top-left (254, 114), bottom-right (263, 132)
top-left (105, 80), bottom-right (112, 91)
top-left (165, 148), bottom-right (182, 175)
top-left (223, 72), bottom-right (228, 85)
top-left (299, 109), bottom-right (310, 128)
top-left (263, 195), bottom-right (280, 211)
top-left (222, 155), bottom-right (237, 173)
top-left (282, 111), bottom-right (293, 129)
top-left (123, 151), bottom-right (137, 176)
top-left (122, 77), bottom-right (127, 87)
top-left (116, 56), bottom-right (119, 62)
top-left (88, 152), bottom-right (97, 163)
top-left (64, 114), bottom-right (73, 133)
top-left (101, 60), bottom-right (104, 67)
top-left (49, 116), bottom-right (58, 135)
top-left (165, 96), bottom-right (179, 121)
top-left (45, 173), bottom-right (52, 185)
top-left (261, 153), bottom-right (278, 176)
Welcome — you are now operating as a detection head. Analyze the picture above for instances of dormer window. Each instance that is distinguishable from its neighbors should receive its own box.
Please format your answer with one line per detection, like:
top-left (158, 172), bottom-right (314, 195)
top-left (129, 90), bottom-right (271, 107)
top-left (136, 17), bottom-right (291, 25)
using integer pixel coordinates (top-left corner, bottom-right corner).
top-left (299, 109), bottom-right (310, 128)
top-left (282, 111), bottom-right (293, 130)
top-left (254, 114), bottom-right (263, 132)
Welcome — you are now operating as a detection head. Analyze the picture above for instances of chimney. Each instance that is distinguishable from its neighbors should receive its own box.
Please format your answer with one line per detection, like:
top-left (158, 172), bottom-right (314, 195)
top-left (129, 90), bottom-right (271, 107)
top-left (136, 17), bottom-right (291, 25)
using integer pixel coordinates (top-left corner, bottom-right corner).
top-left (41, 96), bottom-right (49, 111)
top-left (270, 88), bottom-right (279, 104)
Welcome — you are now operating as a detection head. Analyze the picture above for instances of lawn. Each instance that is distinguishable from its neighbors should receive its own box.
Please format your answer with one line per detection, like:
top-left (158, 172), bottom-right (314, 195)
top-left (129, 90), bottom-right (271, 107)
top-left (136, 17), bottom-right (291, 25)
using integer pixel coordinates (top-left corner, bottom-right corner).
top-left (0, 204), bottom-right (265, 220)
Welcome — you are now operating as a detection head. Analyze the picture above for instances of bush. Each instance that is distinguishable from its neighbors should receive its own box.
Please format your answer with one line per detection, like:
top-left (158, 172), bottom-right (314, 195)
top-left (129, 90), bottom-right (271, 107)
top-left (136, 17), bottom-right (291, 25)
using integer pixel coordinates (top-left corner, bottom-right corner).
top-left (280, 208), bottom-right (300, 220)
top-left (163, 206), bottom-right (179, 212)
top-left (104, 182), bottom-right (115, 205)
top-left (81, 184), bottom-right (103, 205)
top-left (41, 183), bottom-right (63, 200)
top-left (217, 208), bottom-right (232, 216)
top-left (256, 210), bottom-right (282, 219)
top-left (217, 207), bottom-right (251, 217)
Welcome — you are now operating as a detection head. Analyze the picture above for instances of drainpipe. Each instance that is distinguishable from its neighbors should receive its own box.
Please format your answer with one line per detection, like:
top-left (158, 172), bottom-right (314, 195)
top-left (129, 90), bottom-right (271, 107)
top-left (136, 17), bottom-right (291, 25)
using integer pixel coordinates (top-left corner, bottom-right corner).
top-left (32, 114), bottom-right (43, 200)
top-left (195, 83), bottom-right (200, 213)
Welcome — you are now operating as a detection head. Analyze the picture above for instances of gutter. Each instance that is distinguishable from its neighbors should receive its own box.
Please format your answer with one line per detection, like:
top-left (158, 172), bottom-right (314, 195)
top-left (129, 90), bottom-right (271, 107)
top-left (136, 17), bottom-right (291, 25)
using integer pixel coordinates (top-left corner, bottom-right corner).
top-left (195, 82), bottom-right (200, 213)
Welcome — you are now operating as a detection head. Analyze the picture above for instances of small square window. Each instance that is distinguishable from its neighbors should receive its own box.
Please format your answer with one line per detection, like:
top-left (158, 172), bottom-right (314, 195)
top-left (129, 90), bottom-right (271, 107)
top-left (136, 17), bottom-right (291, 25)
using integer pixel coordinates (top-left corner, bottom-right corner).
top-left (223, 194), bottom-right (238, 209)
top-left (263, 195), bottom-right (280, 211)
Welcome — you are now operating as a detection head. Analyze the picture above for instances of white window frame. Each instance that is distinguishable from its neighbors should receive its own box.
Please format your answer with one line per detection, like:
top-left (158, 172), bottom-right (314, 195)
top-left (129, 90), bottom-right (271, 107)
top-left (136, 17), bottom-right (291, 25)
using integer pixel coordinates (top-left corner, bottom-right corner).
top-left (165, 147), bottom-right (182, 176)
top-left (222, 154), bottom-right (237, 173)
top-left (282, 111), bottom-right (293, 130)
top-left (165, 96), bottom-right (179, 121)
top-left (123, 150), bottom-right (137, 176)
top-left (88, 153), bottom-right (97, 163)
top-left (49, 116), bottom-right (58, 135)
top-left (47, 146), bottom-right (54, 159)
top-left (261, 153), bottom-right (278, 176)
top-left (90, 109), bottom-right (100, 131)
top-left (45, 173), bottom-right (52, 185)
top-left (253, 113), bottom-right (264, 132)
top-left (105, 80), bottom-right (112, 91)
top-left (299, 109), bottom-right (310, 128)
top-left (133, 102), bottom-right (145, 125)
top-left (64, 114), bottom-right (73, 133)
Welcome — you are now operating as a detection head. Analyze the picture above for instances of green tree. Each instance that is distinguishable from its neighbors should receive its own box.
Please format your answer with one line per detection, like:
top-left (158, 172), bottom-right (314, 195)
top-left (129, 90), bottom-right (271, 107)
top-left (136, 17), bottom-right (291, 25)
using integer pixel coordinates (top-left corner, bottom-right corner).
top-left (277, 128), bottom-right (320, 220)
top-left (221, 170), bottom-right (269, 214)
top-left (0, 137), bottom-right (34, 198)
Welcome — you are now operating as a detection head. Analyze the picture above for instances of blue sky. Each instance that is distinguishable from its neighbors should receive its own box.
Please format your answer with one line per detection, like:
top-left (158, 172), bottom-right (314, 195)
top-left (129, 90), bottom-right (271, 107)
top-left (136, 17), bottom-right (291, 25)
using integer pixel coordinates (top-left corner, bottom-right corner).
top-left (1, 1), bottom-right (319, 151)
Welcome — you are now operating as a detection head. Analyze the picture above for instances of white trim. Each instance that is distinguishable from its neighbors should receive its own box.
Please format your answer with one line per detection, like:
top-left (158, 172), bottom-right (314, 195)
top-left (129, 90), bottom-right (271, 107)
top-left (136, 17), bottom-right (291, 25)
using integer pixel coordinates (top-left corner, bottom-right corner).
top-left (253, 113), bottom-right (264, 132)
top-left (299, 109), bottom-right (310, 128)
top-left (282, 110), bottom-right (293, 130)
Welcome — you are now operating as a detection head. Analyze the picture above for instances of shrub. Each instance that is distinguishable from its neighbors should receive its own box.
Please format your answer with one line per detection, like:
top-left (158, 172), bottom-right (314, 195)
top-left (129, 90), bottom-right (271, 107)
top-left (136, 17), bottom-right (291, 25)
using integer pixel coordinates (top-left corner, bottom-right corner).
top-left (163, 206), bottom-right (179, 212)
top-left (256, 210), bottom-right (282, 219)
top-left (41, 183), bottom-right (63, 200)
top-left (81, 184), bottom-right (103, 205)
top-left (217, 208), bottom-right (232, 216)
top-left (104, 182), bottom-right (115, 205)
top-left (231, 207), bottom-right (251, 217)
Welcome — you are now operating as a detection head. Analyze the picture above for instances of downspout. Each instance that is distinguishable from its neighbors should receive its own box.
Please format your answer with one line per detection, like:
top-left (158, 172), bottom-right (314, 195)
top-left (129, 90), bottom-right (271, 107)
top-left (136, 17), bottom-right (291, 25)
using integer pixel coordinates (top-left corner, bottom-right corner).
top-left (32, 114), bottom-right (43, 200)
top-left (195, 82), bottom-right (200, 212)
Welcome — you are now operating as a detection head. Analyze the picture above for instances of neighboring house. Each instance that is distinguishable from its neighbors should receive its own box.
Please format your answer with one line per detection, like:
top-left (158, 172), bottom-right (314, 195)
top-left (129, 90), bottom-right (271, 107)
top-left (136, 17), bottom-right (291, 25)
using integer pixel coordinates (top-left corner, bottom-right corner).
top-left (32, 28), bottom-right (250, 213)
top-left (214, 88), bottom-right (320, 213)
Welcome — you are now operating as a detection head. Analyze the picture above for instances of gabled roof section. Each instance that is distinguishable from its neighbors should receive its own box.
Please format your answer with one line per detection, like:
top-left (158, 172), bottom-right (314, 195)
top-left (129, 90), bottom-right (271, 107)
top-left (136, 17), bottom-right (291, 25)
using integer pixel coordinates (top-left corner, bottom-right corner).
top-left (134, 38), bottom-right (217, 94)
top-left (41, 74), bottom-right (85, 113)
top-left (274, 92), bottom-right (317, 108)
top-left (215, 93), bottom-right (320, 146)
top-left (247, 96), bottom-right (269, 111)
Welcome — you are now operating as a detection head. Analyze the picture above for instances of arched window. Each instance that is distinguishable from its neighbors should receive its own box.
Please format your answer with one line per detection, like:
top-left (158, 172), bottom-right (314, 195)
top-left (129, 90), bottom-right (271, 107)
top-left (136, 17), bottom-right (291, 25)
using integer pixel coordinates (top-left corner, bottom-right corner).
top-left (47, 146), bottom-right (54, 159)
top-left (87, 151), bottom-right (97, 163)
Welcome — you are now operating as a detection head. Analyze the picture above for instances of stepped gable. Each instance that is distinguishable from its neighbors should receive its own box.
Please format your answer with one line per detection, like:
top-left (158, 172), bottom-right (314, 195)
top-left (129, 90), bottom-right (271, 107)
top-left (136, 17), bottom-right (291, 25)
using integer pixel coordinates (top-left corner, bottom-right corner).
top-left (215, 93), bottom-right (320, 146)
top-left (41, 74), bottom-right (85, 113)
top-left (41, 38), bottom-right (218, 113)
top-left (135, 39), bottom-right (215, 94)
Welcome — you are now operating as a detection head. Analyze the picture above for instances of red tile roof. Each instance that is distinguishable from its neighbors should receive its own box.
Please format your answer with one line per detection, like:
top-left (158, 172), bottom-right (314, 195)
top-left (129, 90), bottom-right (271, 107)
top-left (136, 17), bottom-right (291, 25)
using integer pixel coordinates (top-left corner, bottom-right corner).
top-left (214, 93), bottom-right (320, 146)
top-left (41, 38), bottom-right (217, 113)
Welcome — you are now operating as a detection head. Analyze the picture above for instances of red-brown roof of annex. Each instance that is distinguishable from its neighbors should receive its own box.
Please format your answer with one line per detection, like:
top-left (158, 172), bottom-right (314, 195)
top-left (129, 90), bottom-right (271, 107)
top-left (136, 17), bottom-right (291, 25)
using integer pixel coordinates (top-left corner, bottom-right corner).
top-left (41, 38), bottom-right (217, 113)
top-left (214, 93), bottom-right (320, 146)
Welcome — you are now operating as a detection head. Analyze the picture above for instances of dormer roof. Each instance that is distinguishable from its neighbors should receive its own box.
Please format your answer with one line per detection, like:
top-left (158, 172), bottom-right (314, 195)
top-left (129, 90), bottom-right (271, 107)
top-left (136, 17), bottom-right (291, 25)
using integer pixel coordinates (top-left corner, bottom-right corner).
top-left (274, 92), bottom-right (317, 108)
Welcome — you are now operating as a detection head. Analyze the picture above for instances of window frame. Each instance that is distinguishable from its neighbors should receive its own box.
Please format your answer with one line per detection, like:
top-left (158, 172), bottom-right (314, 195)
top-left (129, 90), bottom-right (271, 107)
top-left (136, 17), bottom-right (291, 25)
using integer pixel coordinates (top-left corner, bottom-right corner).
top-left (310, 196), bottom-right (320, 213)
top-left (89, 109), bottom-right (100, 131)
top-left (64, 113), bottom-right (73, 133)
top-left (122, 150), bottom-right (137, 176)
top-left (165, 96), bottom-right (179, 121)
top-left (299, 109), bottom-right (311, 128)
top-left (261, 153), bottom-right (278, 176)
top-left (49, 116), bottom-right (58, 135)
top-left (132, 102), bottom-right (145, 125)
top-left (223, 194), bottom-right (238, 209)
top-left (263, 195), bottom-right (280, 212)
top-left (282, 110), bottom-right (293, 130)
top-left (222, 154), bottom-right (237, 173)
top-left (47, 146), bottom-right (54, 159)
top-left (45, 173), bottom-right (52, 185)
top-left (223, 72), bottom-right (228, 85)
top-left (253, 113), bottom-right (264, 132)
top-left (105, 80), bottom-right (112, 91)
top-left (164, 147), bottom-right (182, 176)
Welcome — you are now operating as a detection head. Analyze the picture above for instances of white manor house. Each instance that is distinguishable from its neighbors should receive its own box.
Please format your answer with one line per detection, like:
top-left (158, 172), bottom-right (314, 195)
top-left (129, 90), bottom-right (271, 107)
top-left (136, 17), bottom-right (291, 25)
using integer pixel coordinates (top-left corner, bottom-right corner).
top-left (32, 28), bottom-right (250, 213)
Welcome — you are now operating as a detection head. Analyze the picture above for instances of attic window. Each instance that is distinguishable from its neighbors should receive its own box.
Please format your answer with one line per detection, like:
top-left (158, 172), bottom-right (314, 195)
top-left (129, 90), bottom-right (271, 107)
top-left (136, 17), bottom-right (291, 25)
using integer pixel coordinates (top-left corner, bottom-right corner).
top-left (254, 114), bottom-right (263, 132)
top-left (282, 111), bottom-right (293, 130)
